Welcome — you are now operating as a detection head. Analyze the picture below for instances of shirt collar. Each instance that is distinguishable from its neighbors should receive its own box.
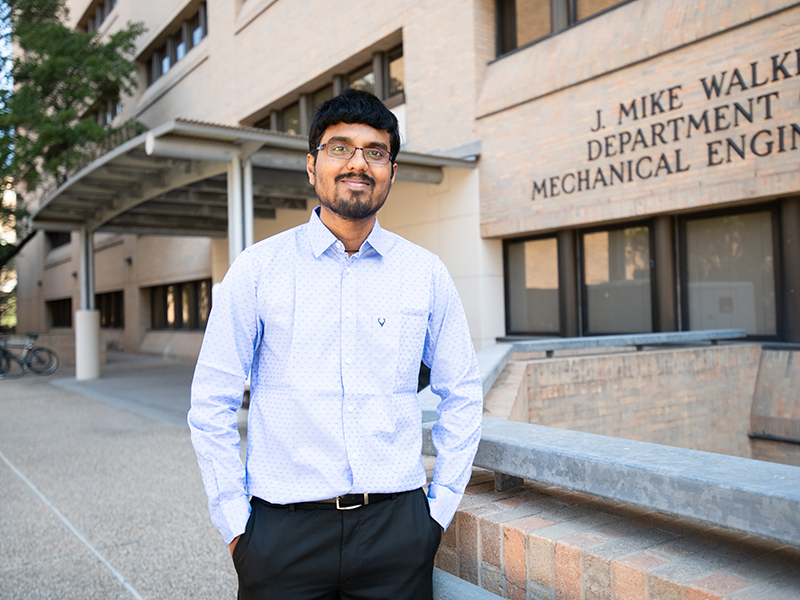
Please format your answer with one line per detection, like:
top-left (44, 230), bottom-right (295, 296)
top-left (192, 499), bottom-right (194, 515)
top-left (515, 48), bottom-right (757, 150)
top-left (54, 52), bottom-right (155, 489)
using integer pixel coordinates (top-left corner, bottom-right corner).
top-left (308, 206), bottom-right (392, 258)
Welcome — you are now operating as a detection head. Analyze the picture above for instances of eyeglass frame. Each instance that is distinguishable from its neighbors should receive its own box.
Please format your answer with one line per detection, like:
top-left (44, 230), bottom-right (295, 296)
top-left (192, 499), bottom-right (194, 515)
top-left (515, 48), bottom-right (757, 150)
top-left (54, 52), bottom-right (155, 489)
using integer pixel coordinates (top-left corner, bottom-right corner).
top-left (315, 142), bottom-right (394, 165)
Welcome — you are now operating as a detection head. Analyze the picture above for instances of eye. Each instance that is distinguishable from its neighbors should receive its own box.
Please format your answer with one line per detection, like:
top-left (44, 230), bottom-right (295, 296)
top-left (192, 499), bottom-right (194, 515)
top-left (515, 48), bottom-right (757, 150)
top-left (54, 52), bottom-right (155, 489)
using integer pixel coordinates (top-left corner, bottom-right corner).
top-left (365, 148), bottom-right (388, 161)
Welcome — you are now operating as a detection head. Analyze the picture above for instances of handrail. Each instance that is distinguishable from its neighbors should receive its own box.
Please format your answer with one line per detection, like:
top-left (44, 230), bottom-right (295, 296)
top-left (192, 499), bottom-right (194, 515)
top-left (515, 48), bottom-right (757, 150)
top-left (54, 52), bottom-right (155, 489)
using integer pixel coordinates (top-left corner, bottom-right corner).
top-left (508, 328), bottom-right (746, 357)
top-left (422, 417), bottom-right (800, 547)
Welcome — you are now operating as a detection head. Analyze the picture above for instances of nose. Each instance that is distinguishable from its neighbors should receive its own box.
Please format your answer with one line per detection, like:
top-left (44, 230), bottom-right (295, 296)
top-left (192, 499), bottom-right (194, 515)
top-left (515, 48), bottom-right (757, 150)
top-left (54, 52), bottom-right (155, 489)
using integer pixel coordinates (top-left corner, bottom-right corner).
top-left (346, 147), bottom-right (369, 170)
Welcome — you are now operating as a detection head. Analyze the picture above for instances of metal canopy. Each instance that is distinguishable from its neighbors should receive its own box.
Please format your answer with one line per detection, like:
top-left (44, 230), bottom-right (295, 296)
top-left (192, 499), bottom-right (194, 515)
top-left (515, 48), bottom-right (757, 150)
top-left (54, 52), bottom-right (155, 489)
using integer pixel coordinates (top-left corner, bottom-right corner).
top-left (31, 119), bottom-right (477, 237)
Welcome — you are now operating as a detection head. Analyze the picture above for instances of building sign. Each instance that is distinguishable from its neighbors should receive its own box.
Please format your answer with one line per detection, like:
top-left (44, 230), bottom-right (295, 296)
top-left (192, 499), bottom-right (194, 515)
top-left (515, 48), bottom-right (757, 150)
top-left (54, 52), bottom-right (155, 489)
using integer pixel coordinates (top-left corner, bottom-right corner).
top-left (532, 48), bottom-right (800, 200)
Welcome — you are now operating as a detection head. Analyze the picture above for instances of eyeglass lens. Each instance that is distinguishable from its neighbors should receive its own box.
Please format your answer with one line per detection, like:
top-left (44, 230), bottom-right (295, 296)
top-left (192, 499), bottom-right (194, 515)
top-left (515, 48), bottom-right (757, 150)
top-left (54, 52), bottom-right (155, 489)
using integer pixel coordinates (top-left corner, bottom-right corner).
top-left (323, 143), bottom-right (391, 164)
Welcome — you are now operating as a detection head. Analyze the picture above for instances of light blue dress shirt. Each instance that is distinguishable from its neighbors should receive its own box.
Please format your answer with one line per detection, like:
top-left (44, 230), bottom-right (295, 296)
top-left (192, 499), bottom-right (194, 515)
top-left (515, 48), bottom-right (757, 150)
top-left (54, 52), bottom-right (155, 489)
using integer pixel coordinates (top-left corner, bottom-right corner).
top-left (189, 208), bottom-right (482, 544)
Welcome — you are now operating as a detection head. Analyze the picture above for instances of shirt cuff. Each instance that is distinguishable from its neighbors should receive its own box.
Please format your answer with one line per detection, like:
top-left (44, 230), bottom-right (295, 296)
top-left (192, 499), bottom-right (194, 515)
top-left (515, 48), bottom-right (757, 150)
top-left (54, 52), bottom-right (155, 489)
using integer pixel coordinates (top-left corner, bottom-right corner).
top-left (426, 482), bottom-right (463, 531)
top-left (215, 495), bottom-right (252, 545)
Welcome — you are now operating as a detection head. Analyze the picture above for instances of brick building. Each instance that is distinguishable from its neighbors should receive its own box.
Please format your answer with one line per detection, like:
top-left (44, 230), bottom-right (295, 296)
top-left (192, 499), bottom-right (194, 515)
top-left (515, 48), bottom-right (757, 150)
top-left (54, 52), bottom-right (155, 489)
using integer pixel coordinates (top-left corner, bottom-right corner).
top-left (15, 0), bottom-right (800, 365)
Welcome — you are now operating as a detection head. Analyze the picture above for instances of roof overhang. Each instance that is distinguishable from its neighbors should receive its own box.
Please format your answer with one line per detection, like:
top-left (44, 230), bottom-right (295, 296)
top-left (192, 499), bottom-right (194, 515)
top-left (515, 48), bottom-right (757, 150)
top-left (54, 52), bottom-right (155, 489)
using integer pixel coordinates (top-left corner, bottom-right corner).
top-left (31, 119), bottom-right (478, 237)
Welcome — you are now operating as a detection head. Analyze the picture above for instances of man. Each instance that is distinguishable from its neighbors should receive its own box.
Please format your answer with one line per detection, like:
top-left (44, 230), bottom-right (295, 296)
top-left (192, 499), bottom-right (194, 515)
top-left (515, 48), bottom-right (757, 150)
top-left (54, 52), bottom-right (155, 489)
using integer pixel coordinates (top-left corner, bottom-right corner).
top-left (189, 89), bottom-right (482, 600)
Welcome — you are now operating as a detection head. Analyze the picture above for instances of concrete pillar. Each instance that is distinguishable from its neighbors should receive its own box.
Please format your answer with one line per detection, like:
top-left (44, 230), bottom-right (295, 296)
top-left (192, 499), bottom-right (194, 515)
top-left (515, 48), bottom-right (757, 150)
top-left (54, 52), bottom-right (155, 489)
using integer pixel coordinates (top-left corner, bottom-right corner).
top-left (299, 94), bottom-right (312, 135)
top-left (781, 197), bottom-right (800, 342)
top-left (227, 155), bottom-right (244, 264)
top-left (557, 229), bottom-right (579, 337)
top-left (76, 228), bottom-right (100, 380)
top-left (75, 310), bottom-right (100, 380)
top-left (653, 215), bottom-right (677, 332)
top-left (243, 158), bottom-right (254, 248)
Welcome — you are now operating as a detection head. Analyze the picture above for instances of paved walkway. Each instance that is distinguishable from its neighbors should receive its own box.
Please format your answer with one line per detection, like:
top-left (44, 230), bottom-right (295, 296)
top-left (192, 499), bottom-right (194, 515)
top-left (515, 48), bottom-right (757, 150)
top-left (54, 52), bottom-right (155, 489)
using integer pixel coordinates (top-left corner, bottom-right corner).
top-left (0, 353), bottom-right (241, 599)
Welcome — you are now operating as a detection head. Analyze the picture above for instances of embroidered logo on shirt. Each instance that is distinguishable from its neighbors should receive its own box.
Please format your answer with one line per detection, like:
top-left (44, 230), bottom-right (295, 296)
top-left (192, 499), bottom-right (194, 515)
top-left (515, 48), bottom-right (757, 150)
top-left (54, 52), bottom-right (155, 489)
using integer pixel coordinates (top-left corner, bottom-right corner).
top-left (378, 317), bottom-right (386, 327)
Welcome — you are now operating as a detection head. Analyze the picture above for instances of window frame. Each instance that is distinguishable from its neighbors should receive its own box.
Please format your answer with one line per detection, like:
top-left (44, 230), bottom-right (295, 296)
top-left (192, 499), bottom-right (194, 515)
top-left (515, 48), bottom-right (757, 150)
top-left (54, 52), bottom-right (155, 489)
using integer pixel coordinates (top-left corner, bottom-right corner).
top-left (494, 0), bottom-right (637, 59)
top-left (578, 219), bottom-right (657, 336)
top-left (503, 233), bottom-right (563, 337)
top-left (46, 298), bottom-right (73, 329)
top-left (149, 278), bottom-right (212, 331)
top-left (144, 2), bottom-right (207, 88)
top-left (677, 204), bottom-right (782, 341)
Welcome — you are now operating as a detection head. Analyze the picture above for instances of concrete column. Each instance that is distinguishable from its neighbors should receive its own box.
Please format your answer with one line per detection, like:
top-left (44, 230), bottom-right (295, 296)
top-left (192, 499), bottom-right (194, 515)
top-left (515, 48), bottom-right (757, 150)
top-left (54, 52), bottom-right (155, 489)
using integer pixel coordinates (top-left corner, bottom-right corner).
top-left (227, 155), bottom-right (244, 264)
top-left (653, 215), bottom-right (678, 332)
top-left (373, 52), bottom-right (387, 100)
top-left (299, 94), bottom-right (312, 135)
top-left (243, 158), bottom-right (254, 248)
top-left (557, 229), bottom-right (579, 337)
top-left (333, 75), bottom-right (345, 96)
top-left (75, 310), bottom-right (100, 380)
top-left (781, 197), bottom-right (800, 342)
top-left (76, 228), bottom-right (100, 380)
top-left (78, 228), bottom-right (95, 311)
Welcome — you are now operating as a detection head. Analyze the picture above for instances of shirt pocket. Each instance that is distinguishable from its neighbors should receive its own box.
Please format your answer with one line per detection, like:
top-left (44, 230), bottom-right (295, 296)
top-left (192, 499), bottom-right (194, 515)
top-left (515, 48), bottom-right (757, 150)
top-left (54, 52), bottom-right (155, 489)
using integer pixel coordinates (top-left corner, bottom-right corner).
top-left (369, 308), bottom-right (428, 390)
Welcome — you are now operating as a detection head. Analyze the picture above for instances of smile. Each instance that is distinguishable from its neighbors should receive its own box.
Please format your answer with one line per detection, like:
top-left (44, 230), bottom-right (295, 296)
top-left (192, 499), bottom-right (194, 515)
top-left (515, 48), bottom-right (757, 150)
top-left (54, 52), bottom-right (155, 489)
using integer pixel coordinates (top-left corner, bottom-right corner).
top-left (336, 174), bottom-right (375, 188)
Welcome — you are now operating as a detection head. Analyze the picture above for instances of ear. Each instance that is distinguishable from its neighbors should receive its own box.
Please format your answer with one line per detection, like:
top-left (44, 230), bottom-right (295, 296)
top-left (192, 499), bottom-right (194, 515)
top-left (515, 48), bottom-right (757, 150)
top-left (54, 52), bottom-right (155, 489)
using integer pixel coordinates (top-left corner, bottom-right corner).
top-left (390, 161), bottom-right (397, 184)
top-left (306, 153), bottom-right (316, 185)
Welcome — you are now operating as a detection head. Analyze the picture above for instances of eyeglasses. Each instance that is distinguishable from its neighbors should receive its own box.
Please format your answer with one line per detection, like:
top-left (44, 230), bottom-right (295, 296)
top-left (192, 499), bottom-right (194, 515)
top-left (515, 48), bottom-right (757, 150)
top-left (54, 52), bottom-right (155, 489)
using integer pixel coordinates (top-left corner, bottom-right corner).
top-left (316, 143), bottom-right (392, 164)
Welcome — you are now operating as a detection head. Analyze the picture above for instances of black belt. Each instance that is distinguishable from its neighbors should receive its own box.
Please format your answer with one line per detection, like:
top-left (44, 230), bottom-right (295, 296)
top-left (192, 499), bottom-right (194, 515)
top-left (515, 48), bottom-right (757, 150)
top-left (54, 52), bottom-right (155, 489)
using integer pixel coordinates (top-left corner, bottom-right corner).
top-left (256, 491), bottom-right (409, 511)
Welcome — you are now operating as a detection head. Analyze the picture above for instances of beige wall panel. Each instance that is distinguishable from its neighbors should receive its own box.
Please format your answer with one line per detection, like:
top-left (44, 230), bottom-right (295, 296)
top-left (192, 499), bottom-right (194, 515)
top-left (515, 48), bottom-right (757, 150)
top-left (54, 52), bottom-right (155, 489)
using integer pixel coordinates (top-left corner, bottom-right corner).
top-left (93, 235), bottom-right (129, 292)
top-left (14, 233), bottom-right (49, 332)
top-left (382, 169), bottom-right (505, 348)
top-left (134, 235), bottom-right (212, 287)
top-left (479, 6), bottom-right (800, 237)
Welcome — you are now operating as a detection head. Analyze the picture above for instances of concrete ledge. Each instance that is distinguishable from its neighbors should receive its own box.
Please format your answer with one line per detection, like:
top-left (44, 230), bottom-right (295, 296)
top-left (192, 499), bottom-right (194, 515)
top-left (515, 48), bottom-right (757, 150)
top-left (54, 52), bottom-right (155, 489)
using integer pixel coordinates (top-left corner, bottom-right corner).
top-left (418, 342), bottom-right (513, 422)
top-left (423, 417), bottom-right (800, 546)
top-left (433, 567), bottom-right (500, 599)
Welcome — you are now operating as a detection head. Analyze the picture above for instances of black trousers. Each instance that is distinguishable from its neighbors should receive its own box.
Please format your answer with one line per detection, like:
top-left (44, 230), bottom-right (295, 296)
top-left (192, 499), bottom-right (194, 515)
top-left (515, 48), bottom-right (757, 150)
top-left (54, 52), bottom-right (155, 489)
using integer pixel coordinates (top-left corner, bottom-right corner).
top-left (232, 488), bottom-right (441, 600)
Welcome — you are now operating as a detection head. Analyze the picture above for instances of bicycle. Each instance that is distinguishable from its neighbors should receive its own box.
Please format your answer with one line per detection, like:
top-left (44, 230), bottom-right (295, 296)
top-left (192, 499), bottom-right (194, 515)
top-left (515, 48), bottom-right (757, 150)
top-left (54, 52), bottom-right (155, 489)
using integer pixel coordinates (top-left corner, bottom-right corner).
top-left (0, 333), bottom-right (59, 378)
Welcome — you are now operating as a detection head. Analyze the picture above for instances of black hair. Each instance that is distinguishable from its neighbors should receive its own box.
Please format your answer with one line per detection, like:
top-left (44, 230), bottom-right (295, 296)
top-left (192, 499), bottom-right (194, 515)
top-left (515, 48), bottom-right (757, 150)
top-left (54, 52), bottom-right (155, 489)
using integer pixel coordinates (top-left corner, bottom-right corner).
top-left (308, 89), bottom-right (401, 162)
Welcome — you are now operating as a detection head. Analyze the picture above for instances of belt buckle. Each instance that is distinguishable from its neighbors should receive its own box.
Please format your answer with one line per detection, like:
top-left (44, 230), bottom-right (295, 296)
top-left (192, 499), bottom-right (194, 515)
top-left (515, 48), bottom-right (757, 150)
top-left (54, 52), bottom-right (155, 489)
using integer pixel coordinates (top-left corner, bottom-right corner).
top-left (336, 494), bottom-right (368, 510)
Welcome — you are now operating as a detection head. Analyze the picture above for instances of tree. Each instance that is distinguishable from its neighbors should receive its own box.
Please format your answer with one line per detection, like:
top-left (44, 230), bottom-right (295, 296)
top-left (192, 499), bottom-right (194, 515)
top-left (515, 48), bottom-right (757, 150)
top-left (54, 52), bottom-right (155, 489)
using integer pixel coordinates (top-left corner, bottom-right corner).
top-left (1, 0), bottom-right (145, 190)
top-left (0, 0), bottom-right (144, 325)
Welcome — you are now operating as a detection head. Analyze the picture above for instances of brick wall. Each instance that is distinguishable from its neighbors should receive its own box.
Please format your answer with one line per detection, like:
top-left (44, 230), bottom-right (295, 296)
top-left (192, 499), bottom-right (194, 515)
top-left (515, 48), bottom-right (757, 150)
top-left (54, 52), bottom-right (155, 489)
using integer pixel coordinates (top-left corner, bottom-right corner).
top-left (436, 470), bottom-right (800, 600)
top-left (483, 343), bottom-right (800, 466)
top-left (527, 345), bottom-right (760, 457)
top-left (750, 350), bottom-right (800, 466)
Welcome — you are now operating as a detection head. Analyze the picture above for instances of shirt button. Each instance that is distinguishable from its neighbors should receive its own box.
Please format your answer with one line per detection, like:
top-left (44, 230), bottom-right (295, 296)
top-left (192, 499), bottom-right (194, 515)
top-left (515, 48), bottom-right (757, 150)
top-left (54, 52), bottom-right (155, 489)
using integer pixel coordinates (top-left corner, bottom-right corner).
top-left (345, 357), bottom-right (353, 364)
top-left (346, 267), bottom-right (352, 274)
top-left (347, 405), bottom-right (354, 413)
top-left (346, 311), bottom-right (352, 318)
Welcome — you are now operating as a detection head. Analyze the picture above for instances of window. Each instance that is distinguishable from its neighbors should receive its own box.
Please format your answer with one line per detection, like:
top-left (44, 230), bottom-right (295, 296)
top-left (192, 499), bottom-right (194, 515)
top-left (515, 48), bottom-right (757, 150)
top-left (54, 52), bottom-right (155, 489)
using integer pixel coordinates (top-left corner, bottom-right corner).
top-left (96, 291), bottom-right (124, 329)
top-left (582, 226), bottom-right (652, 334)
top-left (147, 3), bottom-right (207, 86)
top-left (45, 231), bottom-right (71, 251)
top-left (496, 0), bottom-right (627, 55)
top-left (280, 102), bottom-right (301, 136)
top-left (387, 46), bottom-right (404, 98)
top-left (150, 279), bottom-right (211, 330)
top-left (313, 85), bottom-right (334, 111)
top-left (506, 237), bottom-right (560, 334)
top-left (683, 211), bottom-right (777, 337)
top-left (81, 0), bottom-right (117, 33)
top-left (252, 43), bottom-right (405, 134)
top-left (47, 298), bottom-right (72, 328)
top-left (348, 64), bottom-right (375, 95)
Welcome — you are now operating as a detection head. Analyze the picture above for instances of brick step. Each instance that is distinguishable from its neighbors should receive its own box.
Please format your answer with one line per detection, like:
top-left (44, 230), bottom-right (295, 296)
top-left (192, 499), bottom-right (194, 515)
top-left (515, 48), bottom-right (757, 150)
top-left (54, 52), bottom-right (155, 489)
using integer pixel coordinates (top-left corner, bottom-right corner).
top-left (435, 471), bottom-right (800, 600)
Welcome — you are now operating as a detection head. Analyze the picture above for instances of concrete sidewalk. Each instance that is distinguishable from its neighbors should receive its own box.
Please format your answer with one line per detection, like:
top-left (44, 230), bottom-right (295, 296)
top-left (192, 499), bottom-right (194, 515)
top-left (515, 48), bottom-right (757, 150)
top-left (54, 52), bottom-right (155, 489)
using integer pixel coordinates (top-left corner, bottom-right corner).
top-left (0, 353), bottom-right (239, 599)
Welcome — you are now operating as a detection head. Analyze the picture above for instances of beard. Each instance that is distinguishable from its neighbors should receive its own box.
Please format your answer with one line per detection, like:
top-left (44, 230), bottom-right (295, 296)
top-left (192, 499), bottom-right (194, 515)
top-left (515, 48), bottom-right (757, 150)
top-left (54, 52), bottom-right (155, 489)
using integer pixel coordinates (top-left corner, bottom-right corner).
top-left (318, 173), bottom-right (391, 221)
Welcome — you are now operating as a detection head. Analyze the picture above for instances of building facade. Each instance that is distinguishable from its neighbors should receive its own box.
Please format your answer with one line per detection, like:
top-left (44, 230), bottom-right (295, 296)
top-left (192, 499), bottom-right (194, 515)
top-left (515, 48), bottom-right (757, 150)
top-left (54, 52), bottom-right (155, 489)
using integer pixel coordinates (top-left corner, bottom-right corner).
top-left (15, 0), bottom-right (800, 362)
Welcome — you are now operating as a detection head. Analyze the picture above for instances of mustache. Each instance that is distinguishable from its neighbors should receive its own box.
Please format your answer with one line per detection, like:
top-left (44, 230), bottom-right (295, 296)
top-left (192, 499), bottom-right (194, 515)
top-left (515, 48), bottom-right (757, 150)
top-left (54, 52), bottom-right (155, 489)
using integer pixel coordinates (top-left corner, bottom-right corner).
top-left (335, 173), bottom-right (375, 186)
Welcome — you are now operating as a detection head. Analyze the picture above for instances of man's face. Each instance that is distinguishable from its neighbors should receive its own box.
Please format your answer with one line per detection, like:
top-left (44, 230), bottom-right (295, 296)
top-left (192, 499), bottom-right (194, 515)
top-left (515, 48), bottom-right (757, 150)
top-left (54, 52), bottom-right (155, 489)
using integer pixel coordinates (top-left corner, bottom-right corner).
top-left (306, 122), bottom-right (397, 222)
